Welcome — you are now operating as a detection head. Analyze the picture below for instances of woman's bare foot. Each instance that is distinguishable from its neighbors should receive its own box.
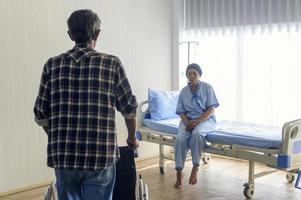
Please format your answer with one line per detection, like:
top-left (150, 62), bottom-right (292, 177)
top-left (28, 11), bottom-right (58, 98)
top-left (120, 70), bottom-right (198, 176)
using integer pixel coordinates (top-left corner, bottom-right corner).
top-left (189, 166), bottom-right (198, 185)
top-left (174, 171), bottom-right (183, 189)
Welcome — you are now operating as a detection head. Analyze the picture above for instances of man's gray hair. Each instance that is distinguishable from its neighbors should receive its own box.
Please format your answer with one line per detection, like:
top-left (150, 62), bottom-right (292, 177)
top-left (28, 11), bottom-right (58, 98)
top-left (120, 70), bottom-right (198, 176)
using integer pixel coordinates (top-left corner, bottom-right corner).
top-left (67, 9), bottom-right (101, 43)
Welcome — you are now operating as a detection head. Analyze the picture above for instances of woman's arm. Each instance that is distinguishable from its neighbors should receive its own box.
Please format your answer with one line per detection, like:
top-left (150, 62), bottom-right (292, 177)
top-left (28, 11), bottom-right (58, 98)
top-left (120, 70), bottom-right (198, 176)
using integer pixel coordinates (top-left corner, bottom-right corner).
top-left (180, 114), bottom-right (195, 131)
top-left (180, 114), bottom-right (189, 126)
top-left (181, 107), bottom-right (215, 131)
top-left (194, 107), bottom-right (215, 126)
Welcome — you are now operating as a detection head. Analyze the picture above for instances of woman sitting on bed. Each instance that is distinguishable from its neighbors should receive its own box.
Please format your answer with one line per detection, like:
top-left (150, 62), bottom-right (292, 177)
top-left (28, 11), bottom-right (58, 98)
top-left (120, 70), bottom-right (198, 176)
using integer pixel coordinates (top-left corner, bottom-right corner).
top-left (174, 63), bottom-right (219, 189)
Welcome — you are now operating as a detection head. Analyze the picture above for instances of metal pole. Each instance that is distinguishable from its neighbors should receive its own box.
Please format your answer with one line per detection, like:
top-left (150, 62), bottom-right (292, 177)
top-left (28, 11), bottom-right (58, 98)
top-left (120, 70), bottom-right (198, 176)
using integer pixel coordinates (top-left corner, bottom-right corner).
top-left (187, 42), bottom-right (190, 65)
top-left (179, 41), bottom-right (199, 66)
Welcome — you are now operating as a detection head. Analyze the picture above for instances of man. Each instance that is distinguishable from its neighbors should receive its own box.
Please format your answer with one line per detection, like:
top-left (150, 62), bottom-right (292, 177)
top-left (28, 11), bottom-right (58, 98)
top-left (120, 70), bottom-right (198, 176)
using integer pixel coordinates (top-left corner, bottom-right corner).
top-left (34, 9), bottom-right (138, 200)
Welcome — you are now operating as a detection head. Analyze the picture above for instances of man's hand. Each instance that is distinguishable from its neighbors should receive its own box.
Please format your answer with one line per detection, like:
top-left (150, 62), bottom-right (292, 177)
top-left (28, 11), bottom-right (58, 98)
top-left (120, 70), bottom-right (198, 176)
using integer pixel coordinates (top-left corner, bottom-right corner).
top-left (124, 117), bottom-right (138, 149)
top-left (126, 137), bottom-right (139, 150)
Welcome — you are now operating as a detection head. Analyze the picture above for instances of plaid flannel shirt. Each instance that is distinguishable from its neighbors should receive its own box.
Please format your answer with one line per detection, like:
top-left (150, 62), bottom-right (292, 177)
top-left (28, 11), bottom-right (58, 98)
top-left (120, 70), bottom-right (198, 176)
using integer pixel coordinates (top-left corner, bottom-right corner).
top-left (34, 44), bottom-right (137, 170)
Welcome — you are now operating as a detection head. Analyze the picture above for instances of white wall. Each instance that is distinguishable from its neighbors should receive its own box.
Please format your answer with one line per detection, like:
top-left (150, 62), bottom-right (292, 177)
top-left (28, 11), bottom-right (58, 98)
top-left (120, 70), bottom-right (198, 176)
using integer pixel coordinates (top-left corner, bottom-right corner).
top-left (0, 0), bottom-right (172, 192)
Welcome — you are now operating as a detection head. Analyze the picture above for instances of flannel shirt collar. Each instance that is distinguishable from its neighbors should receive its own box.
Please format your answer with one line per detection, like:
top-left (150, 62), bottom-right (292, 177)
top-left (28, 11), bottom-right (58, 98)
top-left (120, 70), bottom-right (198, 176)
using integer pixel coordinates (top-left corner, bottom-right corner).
top-left (68, 44), bottom-right (96, 62)
top-left (74, 43), bottom-right (91, 49)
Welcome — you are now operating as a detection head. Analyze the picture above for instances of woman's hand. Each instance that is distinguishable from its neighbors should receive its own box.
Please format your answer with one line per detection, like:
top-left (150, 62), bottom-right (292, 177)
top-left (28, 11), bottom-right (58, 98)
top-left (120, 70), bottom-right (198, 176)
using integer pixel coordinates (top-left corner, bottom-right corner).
top-left (186, 120), bottom-right (196, 129)
top-left (181, 114), bottom-right (198, 133)
top-left (185, 120), bottom-right (197, 132)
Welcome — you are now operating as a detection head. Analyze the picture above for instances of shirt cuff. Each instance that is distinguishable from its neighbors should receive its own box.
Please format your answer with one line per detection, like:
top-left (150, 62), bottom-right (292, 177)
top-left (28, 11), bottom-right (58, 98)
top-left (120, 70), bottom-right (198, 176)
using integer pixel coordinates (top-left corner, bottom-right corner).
top-left (176, 111), bottom-right (186, 115)
top-left (207, 103), bottom-right (219, 108)
top-left (34, 116), bottom-right (49, 127)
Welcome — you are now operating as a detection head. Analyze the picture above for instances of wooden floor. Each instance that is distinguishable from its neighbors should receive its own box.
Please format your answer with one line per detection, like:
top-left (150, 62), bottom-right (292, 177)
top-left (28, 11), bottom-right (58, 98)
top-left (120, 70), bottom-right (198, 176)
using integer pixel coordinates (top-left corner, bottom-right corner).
top-left (1, 156), bottom-right (301, 200)
top-left (137, 157), bottom-right (301, 200)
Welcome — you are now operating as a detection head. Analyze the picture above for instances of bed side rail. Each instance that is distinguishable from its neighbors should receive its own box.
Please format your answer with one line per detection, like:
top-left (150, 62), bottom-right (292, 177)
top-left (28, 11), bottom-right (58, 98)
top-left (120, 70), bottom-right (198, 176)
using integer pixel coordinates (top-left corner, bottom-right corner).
top-left (137, 100), bottom-right (149, 130)
top-left (278, 119), bottom-right (301, 169)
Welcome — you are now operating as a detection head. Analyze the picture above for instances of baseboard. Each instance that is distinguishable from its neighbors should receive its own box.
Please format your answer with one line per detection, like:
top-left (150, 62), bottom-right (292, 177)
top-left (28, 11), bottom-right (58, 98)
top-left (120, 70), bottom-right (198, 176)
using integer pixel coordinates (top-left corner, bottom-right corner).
top-left (135, 155), bottom-right (159, 162)
top-left (0, 157), bottom-right (155, 197)
top-left (2, 155), bottom-right (232, 197)
top-left (0, 181), bottom-right (51, 197)
top-left (0, 157), bottom-right (156, 197)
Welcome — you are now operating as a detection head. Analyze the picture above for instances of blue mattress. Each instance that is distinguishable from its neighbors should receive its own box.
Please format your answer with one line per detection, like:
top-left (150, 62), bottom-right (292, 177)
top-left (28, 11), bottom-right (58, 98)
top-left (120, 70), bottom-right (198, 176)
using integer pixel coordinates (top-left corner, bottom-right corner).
top-left (143, 119), bottom-right (282, 149)
top-left (143, 117), bottom-right (180, 135)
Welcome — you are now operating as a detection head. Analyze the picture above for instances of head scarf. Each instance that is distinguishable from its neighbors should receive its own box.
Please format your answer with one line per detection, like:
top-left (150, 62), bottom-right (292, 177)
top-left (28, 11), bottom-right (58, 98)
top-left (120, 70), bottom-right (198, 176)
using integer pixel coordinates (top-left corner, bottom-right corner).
top-left (186, 63), bottom-right (202, 76)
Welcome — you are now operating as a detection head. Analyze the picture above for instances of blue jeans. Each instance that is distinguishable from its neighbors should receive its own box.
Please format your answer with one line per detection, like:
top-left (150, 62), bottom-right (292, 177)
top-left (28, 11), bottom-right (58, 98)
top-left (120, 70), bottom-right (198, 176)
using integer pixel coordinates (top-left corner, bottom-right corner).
top-left (54, 163), bottom-right (116, 200)
top-left (175, 119), bottom-right (216, 171)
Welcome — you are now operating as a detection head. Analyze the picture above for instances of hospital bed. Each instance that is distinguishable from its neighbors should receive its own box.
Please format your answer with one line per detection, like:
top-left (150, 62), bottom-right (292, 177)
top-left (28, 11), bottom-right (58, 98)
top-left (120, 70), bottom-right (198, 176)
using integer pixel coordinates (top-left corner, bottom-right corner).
top-left (136, 100), bottom-right (301, 199)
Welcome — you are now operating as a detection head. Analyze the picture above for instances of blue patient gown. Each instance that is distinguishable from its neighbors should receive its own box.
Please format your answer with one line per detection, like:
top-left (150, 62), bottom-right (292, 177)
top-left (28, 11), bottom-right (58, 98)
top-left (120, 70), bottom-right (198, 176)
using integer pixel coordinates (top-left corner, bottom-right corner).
top-left (175, 81), bottom-right (219, 170)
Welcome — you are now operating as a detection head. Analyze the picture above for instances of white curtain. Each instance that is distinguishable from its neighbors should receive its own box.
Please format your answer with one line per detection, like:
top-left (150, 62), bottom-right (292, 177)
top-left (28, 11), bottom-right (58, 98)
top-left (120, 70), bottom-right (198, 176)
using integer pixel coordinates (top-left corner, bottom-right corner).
top-left (185, 0), bottom-right (301, 31)
top-left (180, 0), bottom-right (301, 125)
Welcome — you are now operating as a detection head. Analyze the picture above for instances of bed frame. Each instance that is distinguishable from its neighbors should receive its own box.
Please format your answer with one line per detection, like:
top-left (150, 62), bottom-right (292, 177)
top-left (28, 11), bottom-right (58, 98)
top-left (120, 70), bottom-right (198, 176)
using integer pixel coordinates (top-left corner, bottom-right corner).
top-left (136, 100), bottom-right (301, 199)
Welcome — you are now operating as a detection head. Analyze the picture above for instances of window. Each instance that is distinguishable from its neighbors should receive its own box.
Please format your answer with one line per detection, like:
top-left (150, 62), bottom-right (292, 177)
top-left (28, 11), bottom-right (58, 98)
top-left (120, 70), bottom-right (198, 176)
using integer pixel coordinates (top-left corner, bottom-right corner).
top-left (179, 25), bottom-right (301, 125)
